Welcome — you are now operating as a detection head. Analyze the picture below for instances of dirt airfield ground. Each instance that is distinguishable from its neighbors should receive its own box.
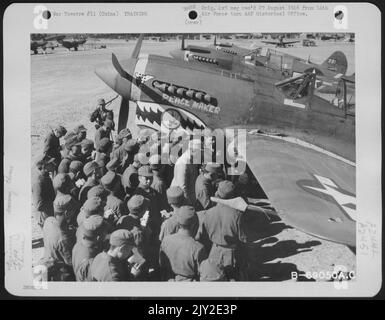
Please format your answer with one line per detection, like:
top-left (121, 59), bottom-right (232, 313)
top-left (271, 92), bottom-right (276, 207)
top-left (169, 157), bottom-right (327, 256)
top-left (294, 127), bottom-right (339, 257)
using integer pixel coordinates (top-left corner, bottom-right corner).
top-left (31, 38), bottom-right (356, 281)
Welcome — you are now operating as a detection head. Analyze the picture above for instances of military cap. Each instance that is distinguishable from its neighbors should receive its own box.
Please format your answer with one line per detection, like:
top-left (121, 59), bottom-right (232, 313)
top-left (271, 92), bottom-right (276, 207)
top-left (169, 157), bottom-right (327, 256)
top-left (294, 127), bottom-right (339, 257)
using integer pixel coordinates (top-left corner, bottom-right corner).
top-left (166, 186), bottom-right (185, 205)
top-left (127, 195), bottom-right (149, 215)
top-left (109, 229), bottom-right (135, 247)
top-left (53, 173), bottom-right (72, 191)
top-left (87, 185), bottom-right (109, 201)
top-left (217, 180), bottom-right (236, 199)
top-left (104, 119), bottom-right (114, 129)
top-left (83, 161), bottom-right (100, 177)
top-left (101, 171), bottom-right (120, 190)
top-left (118, 128), bottom-right (132, 140)
top-left (123, 139), bottom-right (137, 152)
top-left (69, 160), bottom-right (84, 173)
top-left (35, 155), bottom-right (55, 168)
top-left (74, 124), bottom-right (87, 134)
top-left (83, 215), bottom-right (105, 238)
top-left (83, 197), bottom-right (104, 215)
top-left (200, 259), bottom-right (226, 281)
top-left (149, 154), bottom-right (162, 170)
top-left (98, 138), bottom-right (112, 153)
top-left (204, 162), bottom-right (223, 175)
top-left (98, 98), bottom-right (106, 105)
top-left (106, 157), bottom-right (119, 172)
top-left (81, 139), bottom-right (94, 149)
top-left (55, 125), bottom-right (67, 136)
top-left (176, 205), bottom-right (198, 227)
top-left (54, 194), bottom-right (77, 213)
top-left (134, 153), bottom-right (148, 166)
top-left (138, 165), bottom-right (153, 177)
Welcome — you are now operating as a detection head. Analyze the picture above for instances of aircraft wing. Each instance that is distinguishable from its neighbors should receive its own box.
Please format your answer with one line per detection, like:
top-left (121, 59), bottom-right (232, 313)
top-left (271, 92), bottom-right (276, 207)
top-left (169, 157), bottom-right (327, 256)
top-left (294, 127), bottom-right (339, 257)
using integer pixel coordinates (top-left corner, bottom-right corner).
top-left (245, 132), bottom-right (356, 247)
top-left (282, 40), bottom-right (300, 45)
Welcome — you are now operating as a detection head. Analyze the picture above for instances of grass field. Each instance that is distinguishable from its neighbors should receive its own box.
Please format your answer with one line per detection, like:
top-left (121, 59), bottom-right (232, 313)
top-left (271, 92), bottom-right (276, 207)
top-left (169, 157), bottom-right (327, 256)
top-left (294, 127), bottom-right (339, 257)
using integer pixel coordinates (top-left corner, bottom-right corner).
top-left (31, 38), bottom-right (356, 280)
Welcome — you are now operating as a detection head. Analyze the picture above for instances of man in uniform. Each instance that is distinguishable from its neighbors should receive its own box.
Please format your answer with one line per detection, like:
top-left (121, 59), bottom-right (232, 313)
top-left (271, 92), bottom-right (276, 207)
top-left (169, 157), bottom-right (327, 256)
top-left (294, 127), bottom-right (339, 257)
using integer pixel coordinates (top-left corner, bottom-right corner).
top-left (78, 161), bottom-right (103, 205)
top-left (58, 143), bottom-right (83, 174)
top-left (94, 137), bottom-right (113, 166)
top-left (90, 229), bottom-right (135, 281)
top-left (112, 128), bottom-right (132, 153)
top-left (159, 186), bottom-right (185, 242)
top-left (149, 154), bottom-right (168, 209)
top-left (42, 125), bottom-right (67, 170)
top-left (101, 171), bottom-right (127, 226)
top-left (32, 157), bottom-right (56, 229)
top-left (201, 180), bottom-right (248, 281)
top-left (63, 125), bottom-right (87, 157)
top-left (195, 163), bottom-right (223, 211)
top-left (90, 98), bottom-right (115, 130)
top-left (121, 153), bottom-right (145, 196)
top-left (94, 119), bottom-right (114, 151)
top-left (159, 206), bottom-right (208, 281)
top-left (133, 165), bottom-right (162, 238)
top-left (171, 139), bottom-right (202, 206)
top-left (72, 215), bottom-right (107, 281)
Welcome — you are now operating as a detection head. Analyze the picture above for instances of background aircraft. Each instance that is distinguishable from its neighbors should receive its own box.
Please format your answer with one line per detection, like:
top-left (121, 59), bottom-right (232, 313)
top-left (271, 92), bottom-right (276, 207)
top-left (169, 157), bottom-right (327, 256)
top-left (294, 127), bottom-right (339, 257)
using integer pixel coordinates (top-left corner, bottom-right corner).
top-left (261, 36), bottom-right (300, 48)
top-left (30, 34), bottom-right (65, 54)
top-left (95, 35), bottom-right (356, 247)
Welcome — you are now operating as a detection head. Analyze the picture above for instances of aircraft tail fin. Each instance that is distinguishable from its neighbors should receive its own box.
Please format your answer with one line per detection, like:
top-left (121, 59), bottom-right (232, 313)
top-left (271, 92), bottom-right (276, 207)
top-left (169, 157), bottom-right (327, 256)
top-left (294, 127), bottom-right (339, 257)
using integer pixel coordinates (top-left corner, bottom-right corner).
top-left (131, 34), bottom-right (144, 59)
top-left (321, 51), bottom-right (348, 75)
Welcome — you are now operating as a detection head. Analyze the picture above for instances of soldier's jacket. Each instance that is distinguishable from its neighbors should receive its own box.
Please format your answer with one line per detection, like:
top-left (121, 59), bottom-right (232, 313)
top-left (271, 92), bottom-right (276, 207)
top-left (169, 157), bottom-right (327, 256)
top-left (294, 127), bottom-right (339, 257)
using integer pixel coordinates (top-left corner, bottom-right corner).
top-left (202, 203), bottom-right (247, 248)
top-left (90, 252), bottom-right (130, 281)
top-left (159, 233), bottom-right (208, 281)
top-left (43, 217), bottom-right (76, 266)
top-left (94, 127), bottom-right (111, 151)
top-left (159, 210), bottom-right (207, 244)
top-left (151, 174), bottom-right (169, 210)
top-left (90, 108), bottom-right (114, 128)
top-left (104, 194), bottom-right (127, 225)
top-left (32, 171), bottom-right (55, 212)
top-left (72, 240), bottom-right (102, 281)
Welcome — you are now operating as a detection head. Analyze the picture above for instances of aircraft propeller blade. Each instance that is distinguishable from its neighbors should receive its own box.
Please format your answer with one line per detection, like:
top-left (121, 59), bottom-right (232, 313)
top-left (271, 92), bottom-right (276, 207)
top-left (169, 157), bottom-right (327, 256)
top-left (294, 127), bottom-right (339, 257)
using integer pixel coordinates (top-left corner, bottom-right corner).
top-left (131, 34), bottom-right (144, 59)
top-left (112, 53), bottom-right (129, 79)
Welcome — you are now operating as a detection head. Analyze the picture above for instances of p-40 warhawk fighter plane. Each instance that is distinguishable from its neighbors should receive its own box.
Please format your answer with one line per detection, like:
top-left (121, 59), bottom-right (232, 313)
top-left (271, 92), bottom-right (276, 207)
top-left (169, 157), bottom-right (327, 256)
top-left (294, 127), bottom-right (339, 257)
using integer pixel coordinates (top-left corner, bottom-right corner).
top-left (261, 36), bottom-right (300, 48)
top-left (95, 35), bottom-right (356, 247)
top-left (58, 36), bottom-right (88, 51)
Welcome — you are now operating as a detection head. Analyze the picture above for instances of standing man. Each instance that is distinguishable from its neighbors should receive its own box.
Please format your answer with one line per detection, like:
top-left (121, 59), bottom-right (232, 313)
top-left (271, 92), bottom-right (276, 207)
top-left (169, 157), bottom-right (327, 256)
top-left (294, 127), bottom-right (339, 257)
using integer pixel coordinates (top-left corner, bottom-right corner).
top-left (159, 206), bottom-right (208, 281)
top-left (159, 186), bottom-right (185, 242)
top-left (90, 229), bottom-right (135, 281)
top-left (42, 125), bottom-right (67, 170)
top-left (90, 98), bottom-right (115, 130)
top-left (63, 125), bottom-right (87, 157)
top-left (72, 215), bottom-right (107, 281)
top-left (78, 161), bottom-right (103, 205)
top-left (32, 157), bottom-right (56, 229)
top-left (201, 181), bottom-right (248, 281)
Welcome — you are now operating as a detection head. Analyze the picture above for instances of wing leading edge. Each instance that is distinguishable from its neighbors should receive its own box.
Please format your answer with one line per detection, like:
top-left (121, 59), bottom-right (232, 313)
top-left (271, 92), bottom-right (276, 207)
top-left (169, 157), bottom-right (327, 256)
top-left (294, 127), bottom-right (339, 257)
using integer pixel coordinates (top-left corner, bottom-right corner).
top-left (246, 132), bottom-right (356, 247)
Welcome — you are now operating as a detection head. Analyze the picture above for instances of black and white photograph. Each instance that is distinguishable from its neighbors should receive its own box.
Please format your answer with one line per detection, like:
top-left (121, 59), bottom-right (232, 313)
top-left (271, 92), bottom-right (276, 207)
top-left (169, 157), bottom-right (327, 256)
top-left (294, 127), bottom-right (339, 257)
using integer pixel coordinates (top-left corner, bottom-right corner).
top-left (29, 32), bottom-right (356, 282)
top-left (3, 3), bottom-right (381, 298)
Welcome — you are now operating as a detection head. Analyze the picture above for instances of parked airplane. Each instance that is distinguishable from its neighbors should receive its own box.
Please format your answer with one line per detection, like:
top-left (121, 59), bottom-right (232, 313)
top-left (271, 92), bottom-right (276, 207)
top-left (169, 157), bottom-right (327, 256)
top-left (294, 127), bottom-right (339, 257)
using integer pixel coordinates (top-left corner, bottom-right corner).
top-left (261, 36), bottom-right (300, 48)
top-left (30, 34), bottom-right (65, 54)
top-left (58, 36), bottom-right (88, 51)
top-left (95, 35), bottom-right (356, 247)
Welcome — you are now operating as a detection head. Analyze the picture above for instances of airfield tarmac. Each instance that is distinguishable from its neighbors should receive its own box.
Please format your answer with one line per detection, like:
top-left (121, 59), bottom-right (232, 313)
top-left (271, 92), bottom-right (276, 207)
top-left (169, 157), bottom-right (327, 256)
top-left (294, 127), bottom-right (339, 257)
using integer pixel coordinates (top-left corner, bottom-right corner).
top-left (31, 38), bottom-right (356, 281)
